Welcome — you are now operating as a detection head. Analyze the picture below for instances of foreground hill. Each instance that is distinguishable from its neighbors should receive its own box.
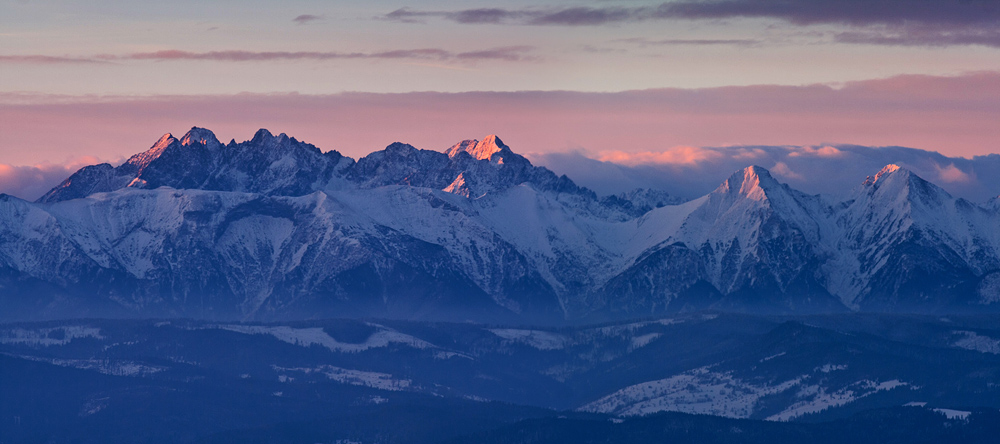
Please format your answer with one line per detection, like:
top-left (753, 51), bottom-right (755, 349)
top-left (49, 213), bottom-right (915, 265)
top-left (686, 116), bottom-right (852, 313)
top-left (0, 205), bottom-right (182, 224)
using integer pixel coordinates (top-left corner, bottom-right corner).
top-left (2, 314), bottom-right (999, 443)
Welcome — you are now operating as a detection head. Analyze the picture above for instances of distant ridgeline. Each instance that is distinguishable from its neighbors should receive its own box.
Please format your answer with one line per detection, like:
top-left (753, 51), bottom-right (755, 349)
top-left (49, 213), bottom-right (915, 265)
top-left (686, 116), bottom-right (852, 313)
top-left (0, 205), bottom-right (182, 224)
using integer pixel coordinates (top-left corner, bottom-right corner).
top-left (2, 127), bottom-right (1000, 322)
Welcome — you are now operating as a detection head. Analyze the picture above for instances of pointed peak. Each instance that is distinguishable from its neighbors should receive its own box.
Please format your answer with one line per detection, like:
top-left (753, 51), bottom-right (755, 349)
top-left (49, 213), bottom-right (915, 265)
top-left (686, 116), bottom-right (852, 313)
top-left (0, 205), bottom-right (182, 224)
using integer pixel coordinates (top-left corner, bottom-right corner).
top-left (481, 134), bottom-right (508, 149)
top-left (154, 132), bottom-right (176, 147)
top-left (716, 166), bottom-right (781, 199)
top-left (180, 127), bottom-right (220, 149)
top-left (446, 134), bottom-right (512, 161)
top-left (251, 128), bottom-right (274, 144)
top-left (728, 165), bottom-right (776, 187)
top-left (743, 165), bottom-right (772, 178)
top-left (149, 133), bottom-right (178, 153)
top-left (385, 142), bottom-right (417, 155)
top-left (446, 139), bottom-right (479, 158)
top-left (862, 164), bottom-right (909, 187)
top-left (123, 132), bottom-right (179, 171)
top-left (879, 164), bottom-right (902, 174)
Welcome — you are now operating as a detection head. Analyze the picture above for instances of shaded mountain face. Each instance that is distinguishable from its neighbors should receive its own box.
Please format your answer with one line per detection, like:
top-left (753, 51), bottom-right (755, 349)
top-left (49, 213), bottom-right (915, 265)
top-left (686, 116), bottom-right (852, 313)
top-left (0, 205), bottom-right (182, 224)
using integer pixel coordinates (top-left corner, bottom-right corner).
top-left (830, 165), bottom-right (1000, 310)
top-left (39, 129), bottom-right (351, 203)
top-left (3, 128), bottom-right (1000, 323)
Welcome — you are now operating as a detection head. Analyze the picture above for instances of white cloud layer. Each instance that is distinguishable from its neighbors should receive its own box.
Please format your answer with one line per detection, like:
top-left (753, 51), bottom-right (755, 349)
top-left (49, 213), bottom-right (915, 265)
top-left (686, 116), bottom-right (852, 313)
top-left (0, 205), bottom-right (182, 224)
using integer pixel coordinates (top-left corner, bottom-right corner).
top-left (531, 144), bottom-right (1000, 202)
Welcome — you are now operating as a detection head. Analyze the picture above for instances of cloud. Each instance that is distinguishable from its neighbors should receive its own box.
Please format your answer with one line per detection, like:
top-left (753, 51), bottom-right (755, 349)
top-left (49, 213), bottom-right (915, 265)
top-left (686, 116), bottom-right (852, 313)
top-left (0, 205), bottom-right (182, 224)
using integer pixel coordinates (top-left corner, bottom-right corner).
top-left (787, 145), bottom-right (845, 158)
top-left (292, 14), bottom-right (322, 25)
top-left (450, 8), bottom-right (521, 24)
top-left (0, 55), bottom-right (108, 64)
top-left (769, 161), bottom-right (803, 180)
top-left (658, 0), bottom-right (1000, 27)
top-left (934, 163), bottom-right (973, 183)
top-left (0, 157), bottom-right (105, 201)
top-left (836, 26), bottom-right (1000, 48)
top-left (598, 146), bottom-right (722, 166)
top-left (453, 46), bottom-right (538, 61)
top-left (527, 6), bottom-right (635, 26)
top-left (381, 5), bottom-right (641, 26)
top-left (119, 49), bottom-right (450, 61)
top-left (381, 1), bottom-right (1000, 47)
top-left (382, 7), bottom-right (440, 24)
top-left (2, 72), bottom-right (998, 199)
top-left (614, 37), bottom-right (762, 47)
top-left (4, 47), bottom-right (538, 65)
top-left (533, 145), bottom-right (1000, 202)
top-left (384, 1), bottom-right (1000, 26)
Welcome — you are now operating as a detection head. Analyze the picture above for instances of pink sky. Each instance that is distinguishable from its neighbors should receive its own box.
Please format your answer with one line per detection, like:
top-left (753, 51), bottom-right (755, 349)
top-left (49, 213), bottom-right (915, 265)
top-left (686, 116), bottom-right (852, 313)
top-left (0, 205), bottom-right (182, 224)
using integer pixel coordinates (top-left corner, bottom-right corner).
top-left (5, 1), bottom-right (1000, 192)
top-left (2, 72), bottom-right (998, 170)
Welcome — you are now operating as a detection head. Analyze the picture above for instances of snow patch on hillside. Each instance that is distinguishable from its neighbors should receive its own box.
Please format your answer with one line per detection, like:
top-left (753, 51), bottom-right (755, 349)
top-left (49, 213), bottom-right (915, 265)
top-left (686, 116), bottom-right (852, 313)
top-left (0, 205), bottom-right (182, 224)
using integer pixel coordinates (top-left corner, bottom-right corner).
top-left (16, 355), bottom-right (164, 376)
top-left (0, 326), bottom-right (103, 346)
top-left (934, 408), bottom-right (972, 420)
top-left (210, 324), bottom-right (433, 352)
top-left (953, 330), bottom-right (1000, 354)
top-left (579, 367), bottom-right (801, 418)
top-left (275, 365), bottom-right (413, 391)
top-left (629, 333), bottom-right (661, 351)
top-left (767, 379), bottom-right (909, 421)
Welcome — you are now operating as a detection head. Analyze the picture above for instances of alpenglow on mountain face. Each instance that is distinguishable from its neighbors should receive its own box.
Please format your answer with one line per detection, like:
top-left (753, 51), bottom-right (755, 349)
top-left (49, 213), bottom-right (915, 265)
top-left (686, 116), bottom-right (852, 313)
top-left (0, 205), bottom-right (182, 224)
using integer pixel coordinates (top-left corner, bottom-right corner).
top-left (2, 127), bottom-right (999, 322)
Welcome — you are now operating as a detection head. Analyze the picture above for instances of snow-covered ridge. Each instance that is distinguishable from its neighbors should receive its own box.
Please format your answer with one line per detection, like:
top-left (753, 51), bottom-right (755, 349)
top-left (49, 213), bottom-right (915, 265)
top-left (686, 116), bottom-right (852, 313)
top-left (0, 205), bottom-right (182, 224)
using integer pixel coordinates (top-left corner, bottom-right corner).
top-left (579, 366), bottom-right (803, 418)
top-left (446, 135), bottom-right (510, 162)
top-left (204, 324), bottom-right (434, 353)
top-left (3, 127), bottom-right (1000, 322)
top-left (0, 326), bottom-right (103, 346)
top-left (581, 364), bottom-right (912, 421)
top-left (274, 365), bottom-right (414, 392)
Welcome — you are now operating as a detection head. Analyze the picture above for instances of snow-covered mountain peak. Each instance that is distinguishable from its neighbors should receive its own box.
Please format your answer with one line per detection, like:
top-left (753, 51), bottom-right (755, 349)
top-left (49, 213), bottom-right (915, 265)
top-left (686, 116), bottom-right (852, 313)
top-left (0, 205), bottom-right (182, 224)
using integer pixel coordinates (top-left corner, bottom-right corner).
top-left (16, 126), bottom-right (1000, 321)
top-left (715, 165), bottom-right (781, 201)
top-left (862, 164), bottom-right (905, 187)
top-left (250, 128), bottom-right (275, 145)
top-left (446, 135), bottom-right (511, 162)
top-left (384, 142), bottom-right (419, 156)
top-left (446, 140), bottom-right (478, 158)
top-left (988, 196), bottom-right (1000, 212)
top-left (855, 164), bottom-right (952, 206)
top-left (179, 127), bottom-right (221, 149)
top-left (122, 133), bottom-right (179, 172)
top-left (154, 132), bottom-right (175, 147)
top-left (879, 164), bottom-right (902, 174)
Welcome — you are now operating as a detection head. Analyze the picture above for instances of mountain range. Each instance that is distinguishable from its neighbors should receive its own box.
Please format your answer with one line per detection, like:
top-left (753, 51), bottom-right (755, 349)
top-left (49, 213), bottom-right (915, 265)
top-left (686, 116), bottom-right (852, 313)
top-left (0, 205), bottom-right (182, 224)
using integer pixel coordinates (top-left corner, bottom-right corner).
top-left (2, 127), bottom-right (999, 323)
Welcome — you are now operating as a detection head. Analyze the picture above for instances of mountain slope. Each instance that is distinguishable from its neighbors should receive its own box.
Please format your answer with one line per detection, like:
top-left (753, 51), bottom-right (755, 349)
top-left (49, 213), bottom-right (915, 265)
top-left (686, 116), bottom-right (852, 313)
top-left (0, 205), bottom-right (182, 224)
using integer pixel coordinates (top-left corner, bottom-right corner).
top-left (4, 128), bottom-right (1000, 322)
top-left (832, 165), bottom-right (1000, 310)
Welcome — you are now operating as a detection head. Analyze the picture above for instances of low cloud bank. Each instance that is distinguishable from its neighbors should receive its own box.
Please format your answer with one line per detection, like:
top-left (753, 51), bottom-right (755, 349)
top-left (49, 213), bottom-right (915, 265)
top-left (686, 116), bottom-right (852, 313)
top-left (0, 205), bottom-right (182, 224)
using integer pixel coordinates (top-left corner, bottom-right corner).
top-left (2, 72), bottom-right (997, 201)
top-left (530, 145), bottom-right (1000, 202)
top-left (0, 158), bottom-right (104, 201)
top-left (3, 144), bottom-right (997, 205)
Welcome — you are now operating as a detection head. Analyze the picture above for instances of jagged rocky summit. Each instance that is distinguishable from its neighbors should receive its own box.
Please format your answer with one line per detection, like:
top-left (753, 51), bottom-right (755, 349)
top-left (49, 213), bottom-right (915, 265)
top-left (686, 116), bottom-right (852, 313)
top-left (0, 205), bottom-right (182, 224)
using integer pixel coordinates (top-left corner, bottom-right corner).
top-left (2, 127), bottom-right (999, 323)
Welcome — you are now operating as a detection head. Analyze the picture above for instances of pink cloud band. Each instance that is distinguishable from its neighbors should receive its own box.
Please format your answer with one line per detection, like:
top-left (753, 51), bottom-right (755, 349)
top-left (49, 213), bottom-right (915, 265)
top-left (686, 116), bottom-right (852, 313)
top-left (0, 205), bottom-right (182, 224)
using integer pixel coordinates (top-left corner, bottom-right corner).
top-left (1, 71), bottom-right (998, 199)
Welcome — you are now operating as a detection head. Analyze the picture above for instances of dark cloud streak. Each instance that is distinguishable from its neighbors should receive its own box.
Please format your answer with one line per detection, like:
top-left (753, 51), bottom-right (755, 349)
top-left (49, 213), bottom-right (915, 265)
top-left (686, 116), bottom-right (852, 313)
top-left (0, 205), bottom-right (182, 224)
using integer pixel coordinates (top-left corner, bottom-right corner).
top-left (292, 14), bottom-right (322, 25)
top-left (2, 47), bottom-right (538, 65)
top-left (0, 55), bottom-right (110, 64)
top-left (615, 37), bottom-right (762, 47)
top-left (836, 26), bottom-right (1000, 48)
top-left (527, 7), bottom-right (635, 26)
top-left (659, 0), bottom-right (1000, 27)
top-left (381, 1), bottom-right (1000, 47)
top-left (384, 1), bottom-right (1000, 27)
